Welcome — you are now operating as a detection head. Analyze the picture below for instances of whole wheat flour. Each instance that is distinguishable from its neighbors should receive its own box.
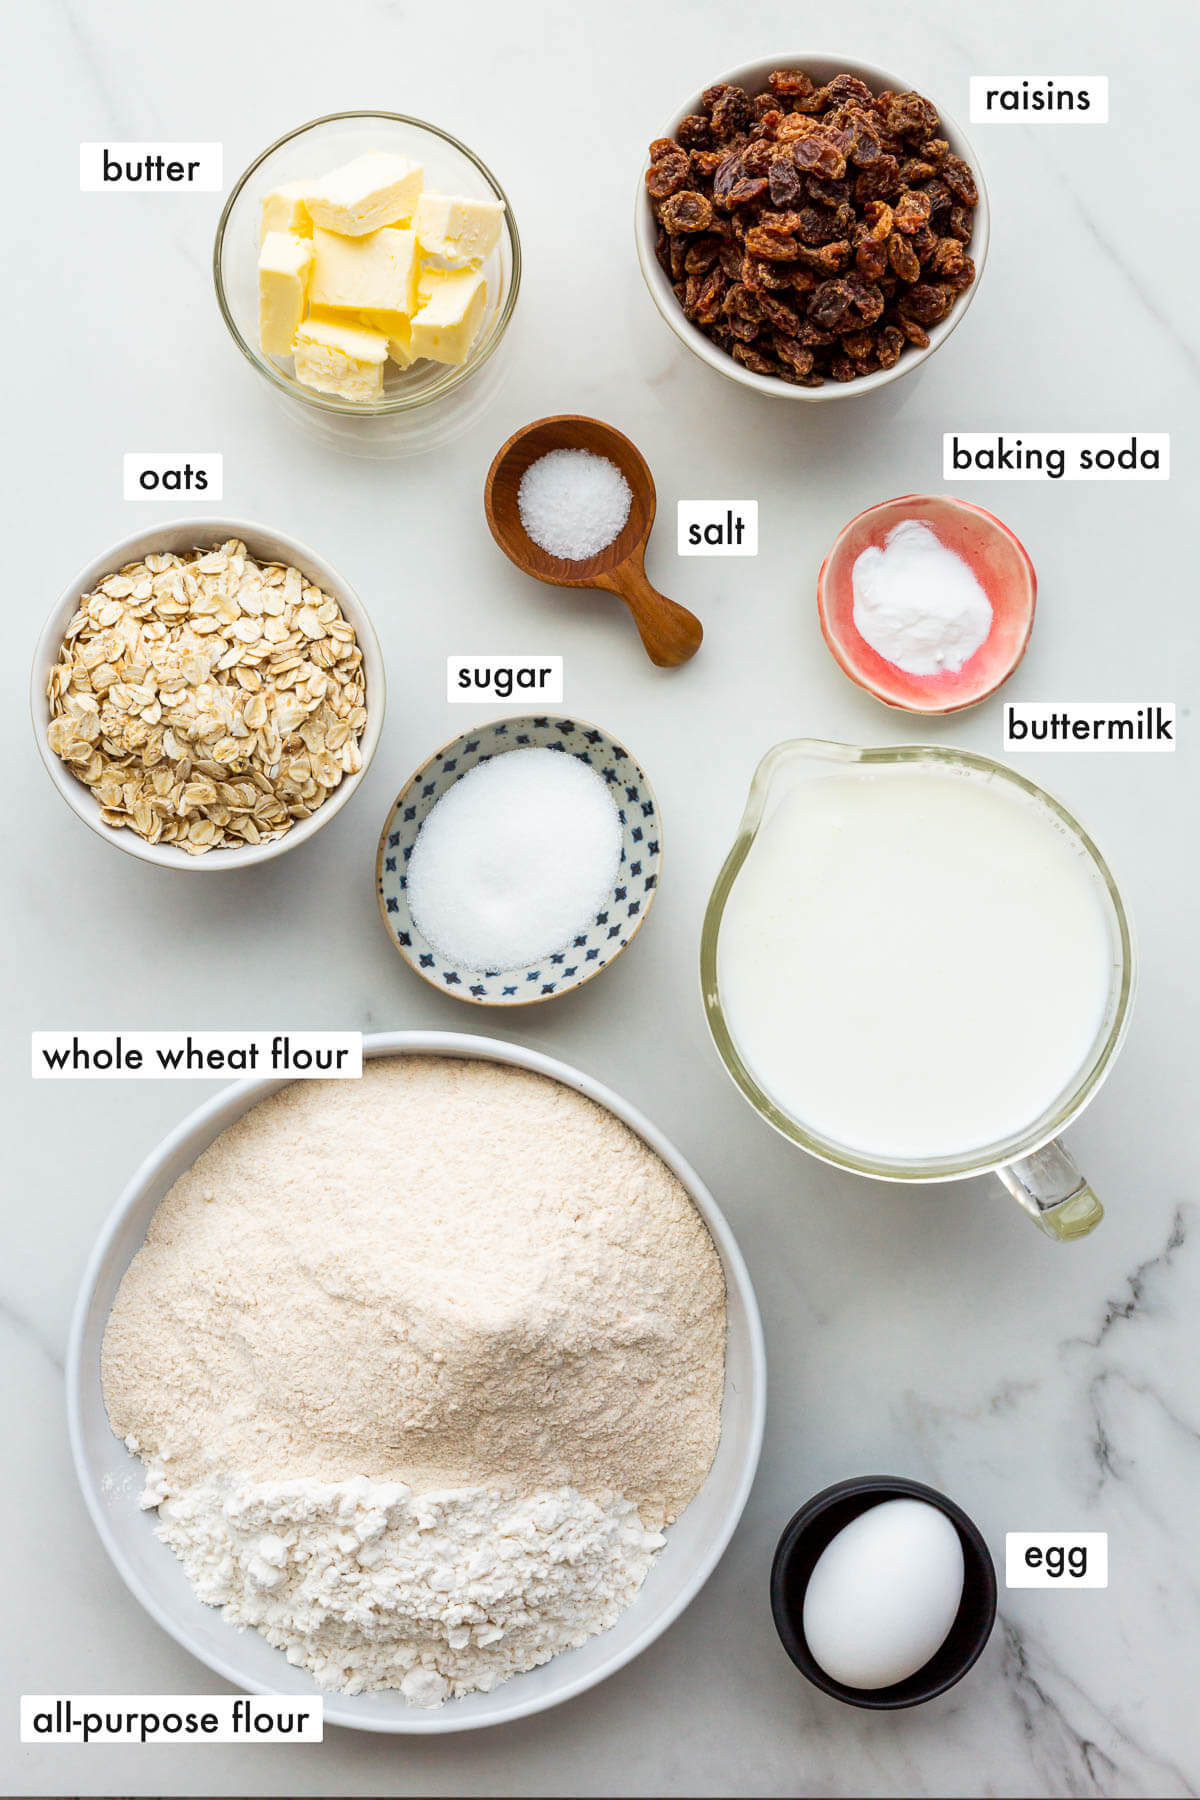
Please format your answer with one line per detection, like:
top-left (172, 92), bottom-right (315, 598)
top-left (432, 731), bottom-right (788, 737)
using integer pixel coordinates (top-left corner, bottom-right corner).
top-left (102, 1056), bottom-right (727, 1700)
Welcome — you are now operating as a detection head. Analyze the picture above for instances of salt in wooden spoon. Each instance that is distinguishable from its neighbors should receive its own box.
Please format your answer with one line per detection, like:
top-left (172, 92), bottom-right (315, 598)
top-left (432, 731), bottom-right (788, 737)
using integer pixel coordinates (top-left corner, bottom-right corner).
top-left (484, 414), bottom-right (703, 667)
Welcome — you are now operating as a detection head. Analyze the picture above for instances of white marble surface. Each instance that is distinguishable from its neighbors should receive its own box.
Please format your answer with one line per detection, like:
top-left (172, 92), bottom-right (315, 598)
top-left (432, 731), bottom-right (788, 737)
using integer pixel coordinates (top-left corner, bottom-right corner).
top-left (4, 0), bottom-right (1199, 1794)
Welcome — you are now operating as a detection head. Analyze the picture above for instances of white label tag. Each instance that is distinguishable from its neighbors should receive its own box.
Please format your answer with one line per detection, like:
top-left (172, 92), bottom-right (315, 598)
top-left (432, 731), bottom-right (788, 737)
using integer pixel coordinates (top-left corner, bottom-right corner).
top-left (1005, 1533), bottom-right (1108, 1587)
top-left (446, 655), bottom-right (563, 704)
top-left (969, 77), bottom-right (1109, 123)
top-left (677, 501), bottom-right (758, 556)
top-left (123, 453), bottom-right (223, 500)
top-left (1004, 702), bottom-right (1175, 752)
top-left (80, 143), bottom-right (223, 191)
top-left (944, 433), bottom-right (1168, 481)
top-left (21, 1695), bottom-right (322, 1744)
top-left (31, 1032), bottom-right (362, 1079)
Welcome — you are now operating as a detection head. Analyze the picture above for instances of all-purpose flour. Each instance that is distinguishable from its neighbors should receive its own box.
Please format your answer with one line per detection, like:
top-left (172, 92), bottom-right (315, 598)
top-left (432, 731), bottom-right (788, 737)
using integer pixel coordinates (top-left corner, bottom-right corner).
top-left (103, 1057), bottom-right (726, 1702)
top-left (145, 1472), bottom-right (665, 1703)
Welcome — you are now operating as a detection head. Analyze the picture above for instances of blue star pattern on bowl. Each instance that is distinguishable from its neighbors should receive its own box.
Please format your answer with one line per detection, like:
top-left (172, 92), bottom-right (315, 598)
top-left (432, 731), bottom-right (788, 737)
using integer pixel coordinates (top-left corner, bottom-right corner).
top-left (375, 714), bottom-right (662, 1006)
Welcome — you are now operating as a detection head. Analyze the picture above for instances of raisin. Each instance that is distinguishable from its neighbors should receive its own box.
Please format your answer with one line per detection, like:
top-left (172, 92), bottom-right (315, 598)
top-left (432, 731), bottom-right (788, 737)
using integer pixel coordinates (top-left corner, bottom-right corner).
top-left (878, 91), bottom-right (940, 138)
top-left (843, 109), bottom-right (883, 166)
top-left (768, 155), bottom-right (804, 206)
top-left (911, 224), bottom-right (938, 264)
top-left (796, 320), bottom-right (835, 346)
top-left (840, 327), bottom-right (875, 361)
top-left (854, 156), bottom-right (900, 202)
top-left (854, 232), bottom-right (888, 281)
top-left (808, 278), bottom-right (856, 330)
top-left (776, 114), bottom-right (822, 144)
top-left (720, 237), bottom-right (745, 278)
top-left (876, 324), bottom-right (906, 368)
top-left (892, 189), bottom-right (933, 233)
top-left (744, 225), bottom-right (799, 261)
top-left (899, 282), bottom-right (952, 324)
top-left (947, 206), bottom-right (973, 243)
top-left (648, 138), bottom-right (680, 164)
top-left (827, 73), bottom-right (874, 106)
top-left (677, 114), bottom-right (712, 150)
top-left (723, 282), bottom-right (761, 320)
top-left (767, 69), bottom-right (815, 98)
top-left (756, 208), bottom-right (807, 233)
top-left (692, 268), bottom-right (727, 324)
top-left (796, 239), bottom-right (852, 275)
top-left (793, 132), bottom-right (847, 179)
top-left (887, 232), bottom-right (921, 282)
top-left (773, 334), bottom-right (815, 374)
top-left (864, 200), bottom-right (893, 238)
top-left (752, 93), bottom-right (781, 122)
top-left (684, 233), bottom-right (723, 273)
top-left (711, 85), bottom-right (753, 138)
top-left (898, 314), bottom-right (930, 347)
top-left (830, 352), bottom-right (862, 381)
top-left (791, 205), bottom-right (838, 245)
top-left (899, 157), bottom-right (937, 185)
top-left (942, 154), bottom-right (978, 206)
top-left (944, 255), bottom-right (976, 291)
top-left (731, 340), bottom-right (777, 373)
top-left (795, 84), bottom-right (833, 115)
top-left (654, 226), bottom-right (671, 279)
top-left (712, 150), bottom-right (744, 204)
top-left (785, 268), bottom-right (817, 295)
top-left (921, 139), bottom-right (950, 168)
top-left (842, 274), bottom-right (885, 324)
top-left (742, 255), bottom-right (793, 292)
top-left (929, 237), bottom-right (964, 278)
top-left (701, 82), bottom-right (734, 114)
top-left (668, 234), bottom-right (687, 280)
top-left (646, 148), bottom-right (690, 200)
top-left (659, 190), bottom-right (715, 233)
top-left (726, 176), bottom-right (769, 208)
top-left (922, 179), bottom-right (953, 215)
top-left (759, 291), bottom-right (804, 334)
top-left (741, 140), bottom-right (773, 177)
top-left (806, 175), bottom-right (851, 207)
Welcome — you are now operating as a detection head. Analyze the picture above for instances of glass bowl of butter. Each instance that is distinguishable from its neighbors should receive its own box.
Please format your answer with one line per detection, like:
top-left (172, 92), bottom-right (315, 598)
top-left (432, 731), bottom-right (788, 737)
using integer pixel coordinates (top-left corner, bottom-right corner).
top-left (215, 113), bottom-right (521, 428)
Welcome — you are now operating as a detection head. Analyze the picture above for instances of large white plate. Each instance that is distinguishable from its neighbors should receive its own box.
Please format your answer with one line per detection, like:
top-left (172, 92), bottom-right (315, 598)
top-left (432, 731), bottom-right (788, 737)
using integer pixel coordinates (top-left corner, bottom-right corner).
top-left (67, 1030), bottom-right (766, 1733)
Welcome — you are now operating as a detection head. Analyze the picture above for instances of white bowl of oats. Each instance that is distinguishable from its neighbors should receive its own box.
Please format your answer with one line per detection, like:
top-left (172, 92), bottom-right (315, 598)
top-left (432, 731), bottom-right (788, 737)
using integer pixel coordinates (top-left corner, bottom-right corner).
top-left (31, 519), bottom-right (385, 870)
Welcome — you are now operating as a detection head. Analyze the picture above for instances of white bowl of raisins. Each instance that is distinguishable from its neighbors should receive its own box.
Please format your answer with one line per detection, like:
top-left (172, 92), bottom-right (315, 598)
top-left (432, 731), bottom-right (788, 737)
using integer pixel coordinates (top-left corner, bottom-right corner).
top-left (635, 56), bottom-right (989, 399)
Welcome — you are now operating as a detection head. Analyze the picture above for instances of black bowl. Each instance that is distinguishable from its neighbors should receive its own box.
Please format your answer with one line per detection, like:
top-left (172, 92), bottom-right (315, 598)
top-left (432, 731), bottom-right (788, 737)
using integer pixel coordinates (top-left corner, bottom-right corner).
top-left (770, 1474), bottom-right (997, 1709)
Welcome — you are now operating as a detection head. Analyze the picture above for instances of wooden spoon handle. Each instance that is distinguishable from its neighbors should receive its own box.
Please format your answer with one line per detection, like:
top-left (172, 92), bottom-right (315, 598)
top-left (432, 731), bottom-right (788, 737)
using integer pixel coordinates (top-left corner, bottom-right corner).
top-left (596, 558), bottom-right (703, 667)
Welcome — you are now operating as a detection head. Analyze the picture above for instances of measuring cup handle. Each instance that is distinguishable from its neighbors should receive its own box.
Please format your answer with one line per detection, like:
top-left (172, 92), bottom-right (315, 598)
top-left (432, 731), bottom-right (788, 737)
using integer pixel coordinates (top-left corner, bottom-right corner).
top-left (996, 1139), bottom-right (1104, 1241)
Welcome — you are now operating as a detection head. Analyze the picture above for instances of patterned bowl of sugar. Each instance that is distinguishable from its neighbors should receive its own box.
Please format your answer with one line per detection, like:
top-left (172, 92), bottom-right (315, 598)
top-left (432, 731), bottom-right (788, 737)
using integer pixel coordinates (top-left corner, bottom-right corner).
top-left (376, 714), bottom-right (662, 1005)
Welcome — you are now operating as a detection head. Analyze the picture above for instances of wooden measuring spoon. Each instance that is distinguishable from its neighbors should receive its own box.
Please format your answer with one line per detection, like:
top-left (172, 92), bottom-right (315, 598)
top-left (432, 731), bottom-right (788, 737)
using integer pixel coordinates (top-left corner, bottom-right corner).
top-left (484, 414), bottom-right (703, 667)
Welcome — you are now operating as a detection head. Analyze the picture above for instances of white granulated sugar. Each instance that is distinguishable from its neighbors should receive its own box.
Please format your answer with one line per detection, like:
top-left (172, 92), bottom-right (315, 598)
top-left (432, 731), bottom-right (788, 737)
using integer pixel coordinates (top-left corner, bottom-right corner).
top-left (851, 519), bottom-right (993, 676)
top-left (149, 1473), bottom-right (665, 1703)
top-left (102, 1058), bottom-right (726, 1702)
top-left (517, 447), bottom-right (632, 560)
top-left (405, 748), bottom-right (622, 970)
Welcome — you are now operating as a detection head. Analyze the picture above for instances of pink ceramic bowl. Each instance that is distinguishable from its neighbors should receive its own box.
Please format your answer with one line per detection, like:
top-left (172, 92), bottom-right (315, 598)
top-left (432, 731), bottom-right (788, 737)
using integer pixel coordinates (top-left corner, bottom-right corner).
top-left (816, 494), bottom-right (1036, 714)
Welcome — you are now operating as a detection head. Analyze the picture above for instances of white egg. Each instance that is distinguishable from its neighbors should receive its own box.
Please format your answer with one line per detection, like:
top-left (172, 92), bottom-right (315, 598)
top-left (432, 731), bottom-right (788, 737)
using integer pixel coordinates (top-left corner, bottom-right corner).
top-left (801, 1498), bottom-right (965, 1690)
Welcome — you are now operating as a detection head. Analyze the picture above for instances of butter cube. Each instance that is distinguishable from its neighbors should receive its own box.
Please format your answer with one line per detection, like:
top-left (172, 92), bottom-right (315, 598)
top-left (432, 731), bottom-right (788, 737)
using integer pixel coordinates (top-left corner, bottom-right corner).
top-left (375, 314), bottom-right (416, 367)
top-left (415, 193), bottom-right (505, 266)
top-left (310, 226), bottom-right (419, 320)
top-left (305, 152), bottom-right (423, 236)
top-left (258, 231), bottom-right (314, 356)
top-left (259, 181), bottom-right (312, 243)
top-left (409, 266), bottom-right (487, 364)
top-left (293, 313), bottom-right (388, 401)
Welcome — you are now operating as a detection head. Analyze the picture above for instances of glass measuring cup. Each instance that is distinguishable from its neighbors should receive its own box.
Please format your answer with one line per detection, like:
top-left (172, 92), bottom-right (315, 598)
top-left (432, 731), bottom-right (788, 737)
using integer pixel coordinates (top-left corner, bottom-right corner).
top-left (700, 740), bottom-right (1135, 1241)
